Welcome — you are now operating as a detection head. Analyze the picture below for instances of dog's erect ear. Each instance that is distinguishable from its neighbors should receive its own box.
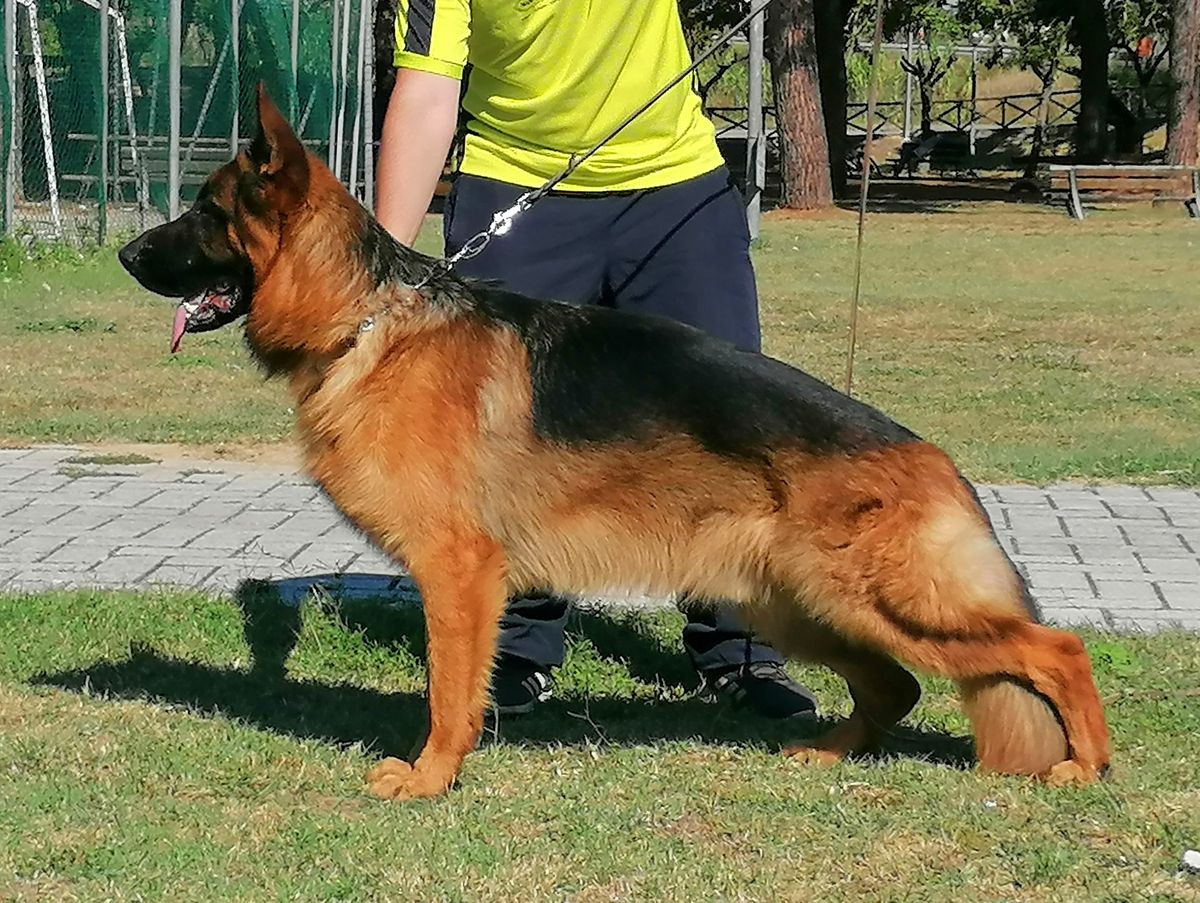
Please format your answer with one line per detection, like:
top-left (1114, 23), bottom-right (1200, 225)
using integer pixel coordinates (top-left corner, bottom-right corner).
top-left (249, 83), bottom-right (309, 197)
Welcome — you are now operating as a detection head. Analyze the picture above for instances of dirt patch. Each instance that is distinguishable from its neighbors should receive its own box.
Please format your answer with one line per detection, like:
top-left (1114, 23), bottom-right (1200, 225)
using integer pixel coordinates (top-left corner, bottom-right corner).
top-left (762, 206), bottom-right (856, 222)
top-left (110, 440), bottom-right (301, 468)
top-left (66, 441), bottom-right (302, 470)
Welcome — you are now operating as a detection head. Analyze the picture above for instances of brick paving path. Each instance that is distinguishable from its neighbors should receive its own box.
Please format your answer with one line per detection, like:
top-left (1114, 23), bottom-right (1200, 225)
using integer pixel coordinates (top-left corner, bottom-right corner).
top-left (2, 445), bottom-right (1198, 632)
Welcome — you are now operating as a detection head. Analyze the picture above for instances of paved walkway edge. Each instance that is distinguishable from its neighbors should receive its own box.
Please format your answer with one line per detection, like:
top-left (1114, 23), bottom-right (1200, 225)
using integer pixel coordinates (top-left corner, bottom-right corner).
top-left (2, 445), bottom-right (1198, 633)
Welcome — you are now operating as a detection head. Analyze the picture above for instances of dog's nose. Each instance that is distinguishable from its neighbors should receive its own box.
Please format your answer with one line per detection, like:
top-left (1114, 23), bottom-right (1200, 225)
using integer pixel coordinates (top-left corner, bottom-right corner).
top-left (117, 238), bottom-right (142, 273)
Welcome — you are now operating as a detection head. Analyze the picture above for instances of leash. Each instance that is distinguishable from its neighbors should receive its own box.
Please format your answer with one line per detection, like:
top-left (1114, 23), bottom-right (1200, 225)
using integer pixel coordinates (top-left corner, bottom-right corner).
top-left (413, 0), bottom-right (777, 289)
top-left (844, 0), bottom-right (886, 397)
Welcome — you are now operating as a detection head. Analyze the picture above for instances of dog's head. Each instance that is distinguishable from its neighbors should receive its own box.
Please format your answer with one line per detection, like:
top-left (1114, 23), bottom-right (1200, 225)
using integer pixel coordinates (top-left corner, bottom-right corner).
top-left (118, 86), bottom-right (310, 352)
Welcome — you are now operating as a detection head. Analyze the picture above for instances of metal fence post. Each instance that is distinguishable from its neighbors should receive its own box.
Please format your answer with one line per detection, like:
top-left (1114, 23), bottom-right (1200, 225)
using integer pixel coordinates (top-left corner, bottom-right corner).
top-left (363, 0), bottom-right (374, 211)
top-left (98, 0), bottom-right (109, 244)
top-left (328, 0), bottom-right (339, 166)
top-left (347, 0), bottom-right (361, 195)
top-left (745, 0), bottom-right (765, 239)
top-left (26, 2), bottom-right (63, 237)
top-left (168, 0), bottom-right (181, 219)
top-left (230, 0), bottom-right (239, 156)
top-left (290, 0), bottom-right (299, 120)
top-left (3, 0), bottom-right (15, 235)
top-left (335, 0), bottom-right (351, 178)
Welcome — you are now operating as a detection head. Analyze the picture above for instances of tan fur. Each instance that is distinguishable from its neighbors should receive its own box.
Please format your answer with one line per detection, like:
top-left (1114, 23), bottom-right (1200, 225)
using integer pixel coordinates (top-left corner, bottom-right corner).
top-left (960, 678), bottom-right (1069, 775)
top-left (194, 90), bottom-right (1112, 799)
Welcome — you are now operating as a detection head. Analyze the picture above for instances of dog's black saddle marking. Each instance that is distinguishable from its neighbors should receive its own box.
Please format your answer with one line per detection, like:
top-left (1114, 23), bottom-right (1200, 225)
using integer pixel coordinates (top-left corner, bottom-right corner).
top-left (471, 286), bottom-right (919, 459)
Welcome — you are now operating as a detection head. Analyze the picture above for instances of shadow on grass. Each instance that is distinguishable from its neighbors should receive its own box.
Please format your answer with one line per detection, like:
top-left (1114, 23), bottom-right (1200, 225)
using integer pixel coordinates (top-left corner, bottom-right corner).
top-left (31, 576), bottom-right (975, 771)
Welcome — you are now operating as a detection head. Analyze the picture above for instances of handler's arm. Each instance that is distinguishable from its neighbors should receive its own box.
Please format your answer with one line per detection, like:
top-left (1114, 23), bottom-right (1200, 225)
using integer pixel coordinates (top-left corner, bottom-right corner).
top-left (376, 0), bottom-right (471, 246)
top-left (375, 69), bottom-right (460, 246)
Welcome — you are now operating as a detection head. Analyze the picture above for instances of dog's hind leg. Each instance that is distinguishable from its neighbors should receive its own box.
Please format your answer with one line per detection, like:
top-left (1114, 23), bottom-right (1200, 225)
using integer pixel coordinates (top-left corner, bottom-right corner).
top-left (775, 447), bottom-right (1108, 782)
top-left (787, 601), bottom-right (1104, 781)
top-left (963, 625), bottom-right (1107, 785)
top-left (775, 618), bottom-right (922, 765)
top-left (800, 555), bottom-right (1106, 782)
top-left (366, 529), bottom-right (508, 801)
top-left (881, 623), bottom-right (1107, 784)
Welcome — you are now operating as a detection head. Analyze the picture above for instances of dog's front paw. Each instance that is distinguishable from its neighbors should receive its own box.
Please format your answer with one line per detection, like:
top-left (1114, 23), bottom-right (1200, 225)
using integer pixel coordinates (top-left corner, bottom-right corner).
top-left (782, 744), bottom-right (844, 766)
top-left (365, 756), bottom-right (455, 801)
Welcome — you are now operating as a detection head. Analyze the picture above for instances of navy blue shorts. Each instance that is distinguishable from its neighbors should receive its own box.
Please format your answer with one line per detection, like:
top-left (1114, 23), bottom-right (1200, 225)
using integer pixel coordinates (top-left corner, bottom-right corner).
top-left (438, 167), bottom-right (785, 674)
top-left (443, 166), bottom-right (762, 352)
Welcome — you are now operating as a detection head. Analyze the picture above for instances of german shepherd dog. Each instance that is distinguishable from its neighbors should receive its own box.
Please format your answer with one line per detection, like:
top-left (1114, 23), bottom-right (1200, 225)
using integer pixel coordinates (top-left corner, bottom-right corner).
top-left (119, 88), bottom-right (1110, 800)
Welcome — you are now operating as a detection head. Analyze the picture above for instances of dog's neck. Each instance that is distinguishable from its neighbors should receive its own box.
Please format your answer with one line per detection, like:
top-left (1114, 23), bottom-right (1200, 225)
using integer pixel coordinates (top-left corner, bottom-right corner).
top-left (357, 216), bottom-right (444, 290)
top-left (243, 175), bottom-right (467, 382)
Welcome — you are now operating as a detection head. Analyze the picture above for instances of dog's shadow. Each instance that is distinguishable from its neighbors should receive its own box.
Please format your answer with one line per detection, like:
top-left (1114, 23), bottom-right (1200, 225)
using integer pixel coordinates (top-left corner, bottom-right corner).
top-left (32, 575), bottom-right (975, 770)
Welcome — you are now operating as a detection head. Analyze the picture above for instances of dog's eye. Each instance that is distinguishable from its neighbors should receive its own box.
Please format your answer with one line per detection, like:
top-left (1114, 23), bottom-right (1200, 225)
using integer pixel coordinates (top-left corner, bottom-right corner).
top-left (203, 200), bottom-right (232, 224)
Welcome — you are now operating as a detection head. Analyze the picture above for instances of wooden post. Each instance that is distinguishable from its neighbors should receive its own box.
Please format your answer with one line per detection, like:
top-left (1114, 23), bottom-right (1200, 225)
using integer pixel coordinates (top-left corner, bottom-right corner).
top-left (902, 31), bottom-right (913, 140)
top-left (968, 47), bottom-right (977, 157)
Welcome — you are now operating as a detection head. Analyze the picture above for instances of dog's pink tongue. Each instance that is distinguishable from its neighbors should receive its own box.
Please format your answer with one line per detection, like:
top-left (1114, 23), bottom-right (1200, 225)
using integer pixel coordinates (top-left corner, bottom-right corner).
top-left (170, 305), bottom-right (187, 354)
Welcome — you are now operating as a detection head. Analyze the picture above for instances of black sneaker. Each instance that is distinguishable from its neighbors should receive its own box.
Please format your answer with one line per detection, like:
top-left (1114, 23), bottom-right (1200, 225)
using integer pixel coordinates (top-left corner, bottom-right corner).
top-left (699, 662), bottom-right (819, 720)
top-left (490, 657), bottom-right (554, 715)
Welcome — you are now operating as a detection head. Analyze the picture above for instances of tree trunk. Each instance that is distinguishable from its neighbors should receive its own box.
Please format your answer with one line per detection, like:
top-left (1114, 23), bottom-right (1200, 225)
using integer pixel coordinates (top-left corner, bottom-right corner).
top-left (1026, 57), bottom-right (1061, 179)
top-left (919, 80), bottom-right (934, 137)
top-left (814, 0), bottom-right (850, 198)
top-left (1075, 0), bottom-right (1110, 162)
top-left (765, 0), bottom-right (832, 209)
top-left (1167, 0), bottom-right (1200, 165)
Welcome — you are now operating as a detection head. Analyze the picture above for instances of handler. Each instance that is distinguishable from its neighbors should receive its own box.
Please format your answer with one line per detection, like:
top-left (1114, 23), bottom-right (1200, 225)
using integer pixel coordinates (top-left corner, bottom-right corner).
top-left (376, 0), bottom-right (817, 720)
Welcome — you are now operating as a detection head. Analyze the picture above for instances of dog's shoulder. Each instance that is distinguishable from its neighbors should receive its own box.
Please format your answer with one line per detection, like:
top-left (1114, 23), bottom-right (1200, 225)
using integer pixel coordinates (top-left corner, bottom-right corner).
top-left (467, 282), bottom-right (919, 458)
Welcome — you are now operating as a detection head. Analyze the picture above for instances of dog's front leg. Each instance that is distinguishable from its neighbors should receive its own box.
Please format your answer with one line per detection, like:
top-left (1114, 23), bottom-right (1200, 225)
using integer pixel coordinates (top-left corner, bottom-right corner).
top-left (366, 528), bottom-right (508, 801)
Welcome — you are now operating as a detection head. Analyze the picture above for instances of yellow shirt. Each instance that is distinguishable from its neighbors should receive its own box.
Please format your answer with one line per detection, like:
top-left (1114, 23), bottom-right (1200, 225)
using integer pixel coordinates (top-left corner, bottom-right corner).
top-left (394, 0), bottom-right (725, 192)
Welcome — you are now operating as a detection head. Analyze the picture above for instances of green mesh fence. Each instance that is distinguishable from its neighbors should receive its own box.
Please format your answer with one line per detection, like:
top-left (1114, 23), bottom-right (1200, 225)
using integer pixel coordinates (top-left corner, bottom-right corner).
top-left (0, 0), bottom-right (373, 245)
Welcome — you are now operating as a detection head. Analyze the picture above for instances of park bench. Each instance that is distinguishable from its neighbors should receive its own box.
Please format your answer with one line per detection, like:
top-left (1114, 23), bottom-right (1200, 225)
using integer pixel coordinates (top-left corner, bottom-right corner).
top-left (891, 132), bottom-right (977, 178)
top-left (59, 134), bottom-right (235, 198)
top-left (63, 134), bottom-right (346, 197)
top-left (64, 132), bottom-right (454, 207)
top-left (119, 138), bottom-right (234, 191)
top-left (1042, 164), bottom-right (1200, 219)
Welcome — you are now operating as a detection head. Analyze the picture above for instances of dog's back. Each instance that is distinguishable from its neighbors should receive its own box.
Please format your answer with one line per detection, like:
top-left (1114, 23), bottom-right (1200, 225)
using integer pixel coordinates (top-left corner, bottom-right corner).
top-left (472, 285), bottom-right (919, 459)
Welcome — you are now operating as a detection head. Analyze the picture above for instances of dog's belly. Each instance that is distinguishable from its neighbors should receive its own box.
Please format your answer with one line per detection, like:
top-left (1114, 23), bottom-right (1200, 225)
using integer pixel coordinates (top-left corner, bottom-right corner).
top-left (476, 437), bottom-right (785, 605)
top-left (501, 509), bottom-right (777, 604)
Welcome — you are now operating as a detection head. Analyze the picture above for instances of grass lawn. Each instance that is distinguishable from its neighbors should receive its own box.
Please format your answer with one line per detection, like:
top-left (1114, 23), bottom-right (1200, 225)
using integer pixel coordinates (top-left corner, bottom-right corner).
top-left (0, 588), bottom-right (1198, 901)
top-left (0, 202), bottom-right (1196, 484)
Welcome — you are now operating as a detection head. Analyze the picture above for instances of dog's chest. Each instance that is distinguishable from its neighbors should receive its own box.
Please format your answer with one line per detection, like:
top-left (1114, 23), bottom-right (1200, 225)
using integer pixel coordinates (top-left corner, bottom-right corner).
top-left (296, 389), bottom-right (478, 560)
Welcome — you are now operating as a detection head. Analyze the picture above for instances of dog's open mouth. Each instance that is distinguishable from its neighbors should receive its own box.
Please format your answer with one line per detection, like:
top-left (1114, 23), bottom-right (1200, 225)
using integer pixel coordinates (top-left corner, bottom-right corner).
top-left (170, 285), bottom-right (243, 353)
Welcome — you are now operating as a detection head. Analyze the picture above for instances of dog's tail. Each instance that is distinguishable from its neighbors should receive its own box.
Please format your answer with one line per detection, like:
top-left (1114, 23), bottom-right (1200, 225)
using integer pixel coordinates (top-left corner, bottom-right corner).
top-left (959, 676), bottom-right (1068, 775)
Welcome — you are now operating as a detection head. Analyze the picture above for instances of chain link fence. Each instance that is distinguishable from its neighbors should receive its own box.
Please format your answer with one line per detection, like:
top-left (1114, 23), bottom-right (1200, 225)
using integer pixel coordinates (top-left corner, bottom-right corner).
top-left (1, 0), bottom-right (374, 246)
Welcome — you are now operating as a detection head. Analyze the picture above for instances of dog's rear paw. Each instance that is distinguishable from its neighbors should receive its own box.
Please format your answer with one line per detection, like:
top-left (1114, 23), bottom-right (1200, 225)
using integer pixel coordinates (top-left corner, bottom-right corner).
top-left (366, 757), bottom-right (455, 801)
top-left (782, 744), bottom-right (844, 766)
top-left (782, 720), bottom-right (869, 766)
top-left (366, 756), bottom-right (411, 785)
top-left (1041, 759), bottom-right (1104, 787)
